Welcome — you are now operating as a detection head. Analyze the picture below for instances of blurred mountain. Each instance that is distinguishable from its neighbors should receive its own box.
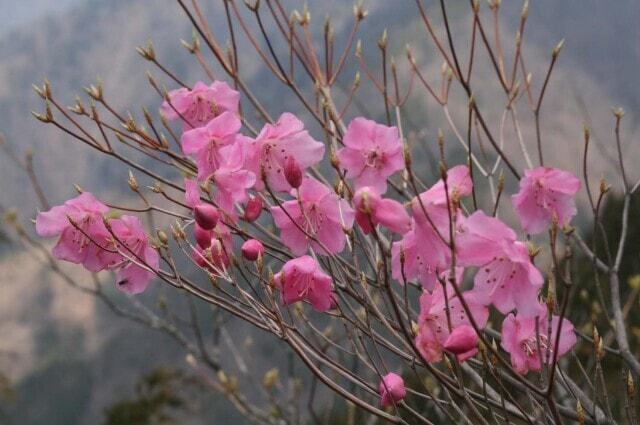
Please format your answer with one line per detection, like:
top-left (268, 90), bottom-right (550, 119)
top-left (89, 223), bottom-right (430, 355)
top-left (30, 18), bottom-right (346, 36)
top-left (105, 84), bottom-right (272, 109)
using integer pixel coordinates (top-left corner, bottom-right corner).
top-left (0, 0), bottom-right (638, 424)
top-left (0, 0), bottom-right (80, 35)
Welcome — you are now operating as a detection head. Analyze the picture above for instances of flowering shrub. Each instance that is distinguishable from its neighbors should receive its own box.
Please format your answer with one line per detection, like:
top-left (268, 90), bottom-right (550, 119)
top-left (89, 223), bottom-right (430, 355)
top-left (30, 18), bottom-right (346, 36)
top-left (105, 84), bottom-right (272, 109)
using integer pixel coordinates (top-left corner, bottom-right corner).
top-left (23, 1), bottom-right (640, 423)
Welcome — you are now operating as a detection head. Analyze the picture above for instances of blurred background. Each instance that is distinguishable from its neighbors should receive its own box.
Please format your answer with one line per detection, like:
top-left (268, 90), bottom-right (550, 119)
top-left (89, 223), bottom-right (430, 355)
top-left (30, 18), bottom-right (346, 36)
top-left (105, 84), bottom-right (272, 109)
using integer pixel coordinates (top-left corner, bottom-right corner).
top-left (0, 0), bottom-right (638, 423)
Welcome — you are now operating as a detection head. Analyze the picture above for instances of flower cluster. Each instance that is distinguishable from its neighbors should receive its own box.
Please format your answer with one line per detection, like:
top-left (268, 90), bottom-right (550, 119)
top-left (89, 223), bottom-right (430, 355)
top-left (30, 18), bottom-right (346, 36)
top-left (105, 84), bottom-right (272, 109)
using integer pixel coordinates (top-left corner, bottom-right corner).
top-left (37, 79), bottom-right (582, 405)
top-left (36, 192), bottom-right (158, 294)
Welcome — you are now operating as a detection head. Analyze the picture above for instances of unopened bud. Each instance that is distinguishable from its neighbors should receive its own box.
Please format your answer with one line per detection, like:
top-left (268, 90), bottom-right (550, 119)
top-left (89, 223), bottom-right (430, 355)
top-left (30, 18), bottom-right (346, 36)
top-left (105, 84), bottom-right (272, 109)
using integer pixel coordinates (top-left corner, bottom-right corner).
top-left (157, 230), bottom-right (168, 246)
top-left (613, 107), bottom-right (626, 119)
top-left (353, 1), bottom-right (368, 20)
top-left (136, 40), bottom-right (156, 61)
top-left (378, 29), bottom-right (388, 50)
top-left (403, 144), bottom-right (412, 170)
top-left (194, 224), bottom-right (212, 249)
top-left (521, 0), bottom-right (529, 20)
top-left (596, 337), bottom-right (605, 360)
top-left (628, 371), bottom-right (636, 398)
top-left (284, 156), bottom-right (303, 188)
top-left (241, 239), bottom-right (265, 262)
top-left (552, 39), bottom-right (565, 58)
top-left (599, 178), bottom-right (611, 194)
top-left (194, 204), bottom-right (219, 230)
top-left (127, 171), bottom-right (139, 191)
top-left (244, 196), bottom-right (263, 222)
top-left (576, 401), bottom-right (585, 425)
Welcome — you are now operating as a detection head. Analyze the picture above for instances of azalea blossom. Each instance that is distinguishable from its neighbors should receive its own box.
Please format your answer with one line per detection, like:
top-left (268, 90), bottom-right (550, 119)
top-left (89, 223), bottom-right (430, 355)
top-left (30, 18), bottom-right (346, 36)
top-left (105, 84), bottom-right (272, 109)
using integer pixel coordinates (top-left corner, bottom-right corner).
top-left (391, 227), bottom-right (453, 290)
top-left (35, 192), bottom-right (117, 272)
top-left (391, 189), bottom-right (460, 290)
top-left (247, 113), bottom-right (325, 192)
top-left (108, 215), bottom-right (159, 294)
top-left (378, 373), bottom-right (406, 407)
top-left (512, 167), bottom-right (581, 234)
top-left (415, 283), bottom-right (489, 363)
top-left (209, 141), bottom-right (256, 217)
top-left (353, 186), bottom-right (411, 235)
top-left (271, 177), bottom-right (354, 256)
top-left (501, 310), bottom-right (577, 374)
top-left (161, 80), bottom-right (239, 129)
top-left (413, 165), bottom-right (473, 209)
top-left (337, 117), bottom-right (404, 193)
top-left (393, 166), bottom-right (471, 288)
top-left (274, 255), bottom-right (333, 312)
top-left (180, 111), bottom-right (243, 182)
top-left (457, 211), bottom-right (545, 318)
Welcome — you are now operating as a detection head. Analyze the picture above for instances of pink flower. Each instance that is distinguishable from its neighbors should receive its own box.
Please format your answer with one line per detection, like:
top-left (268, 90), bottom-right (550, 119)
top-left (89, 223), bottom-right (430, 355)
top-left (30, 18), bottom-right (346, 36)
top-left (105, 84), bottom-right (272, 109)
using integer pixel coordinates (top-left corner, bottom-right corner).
top-left (194, 204), bottom-right (219, 230)
top-left (243, 195), bottom-right (263, 222)
top-left (108, 215), bottom-right (159, 294)
top-left (247, 113), bottom-right (325, 192)
top-left (456, 211), bottom-right (517, 266)
top-left (378, 373), bottom-right (406, 407)
top-left (184, 178), bottom-right (200, 208)
top-left (512, 167), bottom-right (581, 234)
top-left (501, 310), bottom-right (577, 374)
top-left (161, 81), bottom-right (239, 129)
top-left (443, 325), bottom-right (478, 357)
top-left (413, 165), bottom-right (472, 208)
top-left (241, 239), bottom-right (264, 261)
top-left (180, 111), bottom-right (242, 182)
top-left (209, 141), bottom-right (256, 217)
top-left (391, 213), bottom-right (454, 291)
top-left (274, 255), bottom-right (333, 312)
top-left (271, 178), bottom-right (354, 256)
top-left (458, 211), bottom-right (544, 318)
top-left (337, 118), bottom-right (404, 194)
top-left (415, 283), bottom-right (489, 363)
top-left (35, 192), bottom-right (117, 272)
top-left (394, 167), bottom-right (471, 288)
top-left (353, 187), bottom-right (411, 235)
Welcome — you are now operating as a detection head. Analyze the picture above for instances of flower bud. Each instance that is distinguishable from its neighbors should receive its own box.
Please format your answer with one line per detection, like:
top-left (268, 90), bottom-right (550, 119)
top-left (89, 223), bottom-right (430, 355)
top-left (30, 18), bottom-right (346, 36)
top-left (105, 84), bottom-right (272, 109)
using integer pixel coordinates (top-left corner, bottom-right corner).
top-left (194, 224), bottom-right (212, 249)
top-left (284, 156), bottom-right (303, 189)
top-left (244, 196), bottom-right (263, 222)
top-left (194, 204), bottom-right (219, 230)
top-left (156, 229), bottom-right (168, 246)
top-left (241, 239), bottom-right (265, 261)
top-left (443, 325), bottom-right (478, 355)
top-left (378, 373), bottom-right (406, 407)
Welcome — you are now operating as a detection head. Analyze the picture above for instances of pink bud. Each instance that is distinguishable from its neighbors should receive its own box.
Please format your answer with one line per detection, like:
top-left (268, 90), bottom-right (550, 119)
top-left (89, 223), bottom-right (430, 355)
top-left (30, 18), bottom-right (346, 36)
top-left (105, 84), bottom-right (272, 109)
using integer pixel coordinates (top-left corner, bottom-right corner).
top-left (378, 373), bottom-right (406, 407)
top-left (241, 239), bottom-right (265, 261)
top-left (284, 156), bottom-right (303, 189)
top-left (443, 325), bottom-right (478, 356)
top-left (194, 204), bottom-right (219, 230)
top-left (244, 196), bottom-right (263, 222)
top-left (194, 224), bottom-right (212, 249)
